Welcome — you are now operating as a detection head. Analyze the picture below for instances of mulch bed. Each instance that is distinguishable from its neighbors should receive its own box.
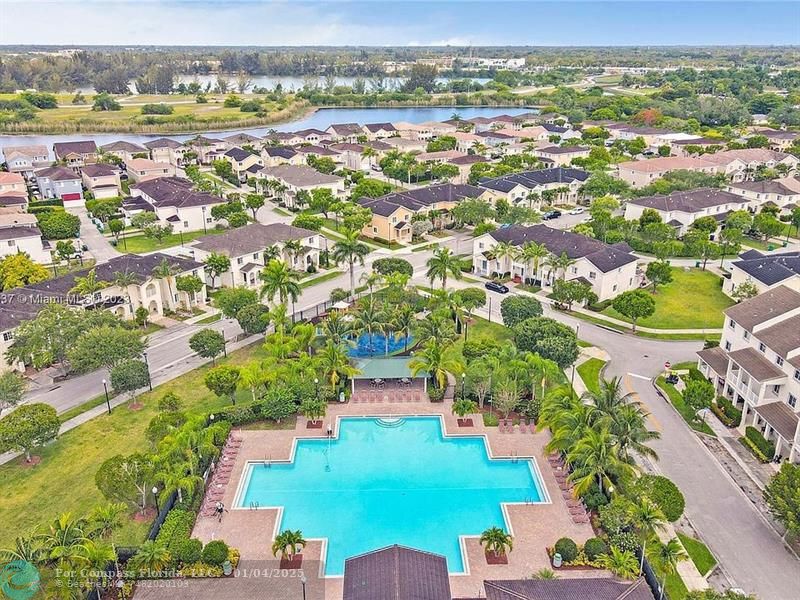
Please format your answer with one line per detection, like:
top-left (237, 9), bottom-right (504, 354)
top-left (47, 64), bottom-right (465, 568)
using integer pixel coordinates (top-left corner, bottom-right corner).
top-left (19, 455), bottom-right (42, 468)
top-left (129, 402), bottom-right (144, 411)
top-left (279, 554), bottom-right (303, 569)
top-left (485, 551), bottom-right (509, 565)
top-left (306, 420), bottom-right (323, 429)
top-left (457, 418), bottom-right (474, 427)
top-left (132, 507), bottom-right (157, 523)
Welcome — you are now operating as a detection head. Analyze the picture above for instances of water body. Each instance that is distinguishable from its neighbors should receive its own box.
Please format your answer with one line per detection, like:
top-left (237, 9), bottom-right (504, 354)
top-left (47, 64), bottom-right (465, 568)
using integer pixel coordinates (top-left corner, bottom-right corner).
top-left (0, 106), bottom-right (534, 157)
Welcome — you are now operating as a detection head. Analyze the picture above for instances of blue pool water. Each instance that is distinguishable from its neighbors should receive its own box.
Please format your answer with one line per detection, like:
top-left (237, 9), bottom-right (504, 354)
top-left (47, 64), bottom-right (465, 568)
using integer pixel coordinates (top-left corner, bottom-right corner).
top-left (237, 416), bottom-right (546, 575)
top-left (347, 332), bottom-right (413, 357)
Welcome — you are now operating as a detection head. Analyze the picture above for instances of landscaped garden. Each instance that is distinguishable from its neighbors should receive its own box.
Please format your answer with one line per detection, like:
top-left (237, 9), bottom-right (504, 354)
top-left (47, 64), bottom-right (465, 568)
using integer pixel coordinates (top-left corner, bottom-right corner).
top-left (577, 358), bottom-right (606, 394)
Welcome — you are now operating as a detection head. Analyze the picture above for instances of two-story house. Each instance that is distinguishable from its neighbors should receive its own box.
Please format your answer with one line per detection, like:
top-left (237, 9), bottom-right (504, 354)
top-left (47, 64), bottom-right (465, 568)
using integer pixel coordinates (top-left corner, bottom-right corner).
top-left (223, 147), bottom-right (264, 183)
top-left (129, 177), bottom-right (226, 233)
top-left (259, 165), bottom-right (346, 208)
top-left (478, 167), bottom-right (590, 208)
top-left (144, 138), bottom-right (187, 167)
top-left (724, 250), bottom-right (800, 297)
top-left (80, 163), bottom-right (122, 199)
top-left (34, 166), bottom-right (84, 207)
top-left (53, 141), bottom-right (98, 171)
top-left (2, 145), bottom-right (50, 179)
top-left (0, 209), bottom-right (50, 264)
top-left (126, 158), bottom-right (176, 183)
top-left (100, 140), bottom-right (148, 164)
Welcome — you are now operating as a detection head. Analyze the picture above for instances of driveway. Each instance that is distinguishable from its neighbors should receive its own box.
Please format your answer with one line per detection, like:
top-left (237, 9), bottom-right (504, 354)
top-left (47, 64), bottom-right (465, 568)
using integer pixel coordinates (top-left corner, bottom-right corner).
top-left (68, 207), bottom-right (121, 263)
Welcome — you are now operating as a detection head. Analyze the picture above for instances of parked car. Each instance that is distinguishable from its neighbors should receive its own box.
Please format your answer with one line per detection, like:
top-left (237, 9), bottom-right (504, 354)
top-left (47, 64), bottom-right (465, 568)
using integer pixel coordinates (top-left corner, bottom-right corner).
top-left (485, 281), bottom-right (510, 294)
top-left (542, 210), bottom-right (562, 220)
top-left (568, 207), bottom-right (584, 215)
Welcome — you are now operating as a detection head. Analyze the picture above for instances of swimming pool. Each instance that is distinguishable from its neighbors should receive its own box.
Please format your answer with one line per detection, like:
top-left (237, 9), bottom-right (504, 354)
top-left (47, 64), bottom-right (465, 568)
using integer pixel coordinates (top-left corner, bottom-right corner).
top-left (347, 332), bottom-right (414, 357)
top-left (235, 416), bottom-right (547, 576)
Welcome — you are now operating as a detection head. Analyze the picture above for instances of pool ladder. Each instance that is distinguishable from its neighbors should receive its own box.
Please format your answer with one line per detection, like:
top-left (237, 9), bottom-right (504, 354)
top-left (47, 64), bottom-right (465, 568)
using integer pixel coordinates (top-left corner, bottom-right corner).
top-left (249, 500), bottom-right (260, 510)
top-left (264, 455), bottom-right (271, 468)
top-left (511, 451), bottom-right (519, 464)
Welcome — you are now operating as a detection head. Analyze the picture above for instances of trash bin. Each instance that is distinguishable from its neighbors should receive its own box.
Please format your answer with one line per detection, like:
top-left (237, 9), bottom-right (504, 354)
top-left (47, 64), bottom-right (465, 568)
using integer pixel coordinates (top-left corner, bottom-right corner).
top-left (552, 553), bottom-right (562, 568)
top-left (222, 560), bottom-right (232, 576)
top-left (768, 244), bottom-right (775, 251)
top-left (695, 261), bottom-right (701, 268)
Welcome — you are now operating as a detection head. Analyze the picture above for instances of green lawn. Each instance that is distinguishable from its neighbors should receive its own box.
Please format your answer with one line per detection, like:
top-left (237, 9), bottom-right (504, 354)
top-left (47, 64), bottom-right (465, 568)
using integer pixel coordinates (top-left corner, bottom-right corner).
top-left (119, 228), bottom-right (227, 253)
top-left (656, 376), bottom-right (715, 436)
top-left (195, 312), bottom-right (222, 324)
top-left (300, 270), bottom-right (343, 289)
top-left (444, 316), bottom-right (514, 366)
top-left (603, 268), bottom-right (733, 329)
top-left (0, 343), bottom-right (267, 548)
top-left (677, 532), bottom-right (717, 576)
top-left (646, 535), bottom-right (691, 600)
top-left (577, 358), bottom-right (606, 395)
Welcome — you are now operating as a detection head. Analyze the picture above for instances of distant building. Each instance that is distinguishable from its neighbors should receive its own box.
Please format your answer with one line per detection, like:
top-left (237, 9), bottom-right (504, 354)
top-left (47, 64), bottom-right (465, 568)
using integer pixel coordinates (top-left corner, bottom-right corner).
top-left (0, 209), bottom-right (50, 264)
top-left (144, 138), bottom-right (187, 167)
top-left (100, 140), bottom-right (147, 164)
top-left (258, 165), bottom-right (346, 208)
top-left (223, 147), bottom-right (264, 183)
top-left (534, 145), bottom-right (591, 167)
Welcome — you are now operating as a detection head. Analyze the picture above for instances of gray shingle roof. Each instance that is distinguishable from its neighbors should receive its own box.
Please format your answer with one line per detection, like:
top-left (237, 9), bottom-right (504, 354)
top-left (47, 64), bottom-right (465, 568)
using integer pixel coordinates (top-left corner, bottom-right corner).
top-left (263, 146), bottom-right (297, 159)
top-left (224, 147), bottom-right (252, 162)
top-left (329, 123), bottom-right (364, 136)
top-left (731, 251), bottom-right (800, 286)
top-left (754, 402), bottom-right (799, 442)
top-left (479, 168), bottom-right (589, 193)
top-left (728, 347), bottom-right (786, 381)
top-left (357, 183), bottom-right (485, 216)
top-left (725, 285), bottom-right (800, 330)
top-left (81, 163), bottom-right (119, 178)
top-left (483, 577), bottom-right (655, 600)
top-left (35, 166), bottom-right (80, 182)
top-left (192, 223), bottom-right (315, 256)
top-left (101, 140), bottom-right (146, 153)
top-left (144, 137), bottom-right (182, 149)
top-left (628, 188), bottom-right (747, 213)
top-left (133, 177), bottom-right (225, 209)
top-left (53, 140), bottom-right (97, 157)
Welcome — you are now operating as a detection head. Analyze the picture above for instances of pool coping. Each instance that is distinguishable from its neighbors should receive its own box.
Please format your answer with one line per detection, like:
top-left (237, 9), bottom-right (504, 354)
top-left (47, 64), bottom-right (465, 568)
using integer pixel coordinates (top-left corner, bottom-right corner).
top-left (229, 413), bottom-right (552, 580)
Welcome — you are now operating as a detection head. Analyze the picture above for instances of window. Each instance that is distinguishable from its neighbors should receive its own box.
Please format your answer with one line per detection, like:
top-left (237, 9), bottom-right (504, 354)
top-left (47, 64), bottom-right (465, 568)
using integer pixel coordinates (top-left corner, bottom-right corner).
top-left (776, 356), bottom-right (784, 367)
top-left (789, 394), bottom-right (797, 408)
top-left (6, 240), bottom-right (14, 247)
top-left (724, 341), bottom-right (732, 351)
top-left (571, 267), bottom-right (578, 274)
top-left (613, 284), bottom-right (618, 292)
top-left (772, 384), bottom-right (781, 395)
top-left (728, 319), bottom-right (736, 330)
top-left (478, 243), bottom-right (484, 249)
top-left (183, 221), bottom-right (188, 228)
top-left (743, 330), bottom-right (750, 340)
top-left (759, 342), bottom-right (766, 353)
top-left (794, 369), bottom-right (800, 382)
top-left (2, 331), bottom-right (13, 342)
top-left (237, 257), bottom-right (243, 265)
top-left (206, 217), bottom-right (212, 223)
top-left (589, 271), bottom-right (596, 280)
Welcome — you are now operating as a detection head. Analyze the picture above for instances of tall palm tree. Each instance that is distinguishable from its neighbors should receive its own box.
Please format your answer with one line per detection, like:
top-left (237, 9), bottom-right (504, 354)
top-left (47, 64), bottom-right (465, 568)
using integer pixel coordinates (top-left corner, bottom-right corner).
top-left (282, 239), bottom-right (303, 269)
top-left (321, 310), bottom-right (352, 346)
top-left (414, 310), bottom-right (456, 344)
top-left (331, 229), bottom-right (370, 295)
top-left (566, 427), bottom-right (635, 496)
top-left (263, 244), bottom-right (282, 263)
top-left (631, 498), bottom-right (667, 574)
top-left (271, 530), bottom-right (307, 561)
top-left (151, 258), bottom-right (181, 310)
top-left (352, 298), bottom-right (386, 353)
top-left (70, 268), bottom-right (109, 303)
top-left (238, 362), bottom-right (267, 402)
top-left (392, 305), bottom-right (416, 352)
top-left (361, 146), bottom-right (378, 168)
top-left (259, 259), bottom-right (301, 313)
top-left (157, 461), bottom-right (201, 504)
top-left (318, 341), bottom-right (358, 390)
top-left (489, 241), bottom-right (517, 276)
top-left (426, 247), bottom-right (463, 289)
top-left (654, 538), bottom-right (688, 600)
top-left (409, 339), bottom-right (462, 390)
top-left (518, 241), bottom-right (548, 283)
top-left (583, 377), bottom-right (635, 419)
top-left (544, 251), bottom-right (576, 282)
top-left (610, 403), bottom-right (660, 462)
top-left (112, 269), bottom-right (139, 314)
top-left (359, 271), bottom-right (383, 294)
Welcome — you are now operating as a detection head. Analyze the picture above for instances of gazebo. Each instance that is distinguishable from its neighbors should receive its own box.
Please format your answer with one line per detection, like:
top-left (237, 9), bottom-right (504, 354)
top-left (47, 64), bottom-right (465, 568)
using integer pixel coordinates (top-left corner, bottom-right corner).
top-left (350, 357), bottom-right (428, 403)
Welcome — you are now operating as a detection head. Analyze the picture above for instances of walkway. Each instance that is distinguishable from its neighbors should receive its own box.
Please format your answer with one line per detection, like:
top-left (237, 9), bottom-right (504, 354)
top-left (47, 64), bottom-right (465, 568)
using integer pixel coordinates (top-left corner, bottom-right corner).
top-left (68, 207), bottom-right (121, 263)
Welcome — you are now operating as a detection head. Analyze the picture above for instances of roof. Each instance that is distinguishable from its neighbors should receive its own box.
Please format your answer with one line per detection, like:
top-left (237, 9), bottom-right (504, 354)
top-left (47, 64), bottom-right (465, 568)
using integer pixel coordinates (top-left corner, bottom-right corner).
top-left (293, 128), bottom-right (330, 138)
top-left (755, 313), bottom-right (800, 359)
top-left (617, 156), bottom-right (715, 173)
top-left (2, 144), bottom-right (48, 157)
top-left (479, 167), bottom-right (589, 193)
top-left (224, 147), bottom-right (252, 162)
top-left (537, 145), bottom-right (590, 155)
top-left (343, 545), bottom-right (450, 600)
top-left (192, 223), bottom-right (316, 256)
top-left (357, 183), bottom-right (486, 217)
top-left (100, 140), bottom-right (146, 153)
top-left (35, 166), bottom-right (80, 182)
top-left (81, 163), bottom-right (119, 178)
top-left (725, 285), bottom-right (800, 330)
top-left (294, 145), bottom-right (340, 156)
top-left (449, 154), bottom-right (489, 166)
top-left (0, 172), bottom-right (25, 185)
top-left (352, 358), bottom-right (427, 380)
top-left (730, 252), bottom-right (800, 287)
top-left (488, 224), bottom-right (637, 273)
top-left (754, 402), bottom-right (799, 442)
top-left (698, 346), bottom-right (730, 376)
top-left (671, 137), bottom-right (724, 146)
top-left (728, 180), bottom-right (800, 197)
top-left (328, 123), bottom-right (364, 136)
top-left (628, 188), bottom-right (748, 213)
top-left (186, 135), bottom-right (224, 146)
top-left (483, 577), bottom-right (655, 600)
top-left (144, 137), bottom-right (182, 150)
top-left (364, 122), bottom-right (397, 133)
top-left (223, 133), bottom-right (259, 144)
top-left (416, 150), bottom-right (467, 162)
top-left (261, 164), bottom-right (343, 188)
top-left (127, 158), bottom-right (171, 172)
top-left (133, 177), bottom-right (224, 209)
top-left (728, 347), bottom-right (786, 381)
top-left (53, 140), bottom-right (97, 156)
top-left (0, 225), bottom-right (41, 241)
top-left (263, 146), bottom-right (297, 159)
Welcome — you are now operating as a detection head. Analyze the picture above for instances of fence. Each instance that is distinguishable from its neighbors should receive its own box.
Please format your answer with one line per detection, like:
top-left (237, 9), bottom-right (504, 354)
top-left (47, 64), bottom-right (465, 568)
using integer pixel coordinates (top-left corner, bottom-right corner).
top-left (638, 547), bottom-right (669, 600)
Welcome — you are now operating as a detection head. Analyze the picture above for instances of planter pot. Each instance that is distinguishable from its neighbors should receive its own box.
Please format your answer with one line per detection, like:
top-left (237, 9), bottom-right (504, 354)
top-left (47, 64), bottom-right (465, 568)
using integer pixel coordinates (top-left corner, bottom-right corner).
top-left (279, 554), bottom-right (303, 569)
top-left (485, 551), bottom-right (508, 565)
top-left (457, 418), bottom-right (474, 427)
top-left (306, 420), bottom-right (323, 429)
top-left (222, 560), bottom-right (232, 576)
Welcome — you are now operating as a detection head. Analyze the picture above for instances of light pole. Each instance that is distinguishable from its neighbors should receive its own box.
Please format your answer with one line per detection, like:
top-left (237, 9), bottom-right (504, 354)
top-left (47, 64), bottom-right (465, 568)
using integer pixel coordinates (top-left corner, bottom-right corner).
top-left (570, 322), bottom-right (580, 390)
top-left (152, 486), bottom-right (160, 514)
top-left (102, 379), bottom-right (111, 415)
top-left (179, 229), bottom-right (184, 246)
top-left (314, 378), bottom-right (319, 400)
top-left (461, 372), bottom-right (466, 399)
top-left (143, 351), bottom-right (152, 391)
top-left (201, 206), bottom-right (208, 233)
top-left (300, 575), bottom-right (307, 600)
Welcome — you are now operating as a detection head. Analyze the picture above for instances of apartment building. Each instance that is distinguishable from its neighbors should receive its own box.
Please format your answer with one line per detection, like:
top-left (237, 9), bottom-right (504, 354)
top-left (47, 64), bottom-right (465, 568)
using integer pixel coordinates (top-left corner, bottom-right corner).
top-left (129, 176), bottom-right (225, 232)
top-left (478, 167), bottom-right (590, 207)
top-left (724, 250), bottom-right (800, 297)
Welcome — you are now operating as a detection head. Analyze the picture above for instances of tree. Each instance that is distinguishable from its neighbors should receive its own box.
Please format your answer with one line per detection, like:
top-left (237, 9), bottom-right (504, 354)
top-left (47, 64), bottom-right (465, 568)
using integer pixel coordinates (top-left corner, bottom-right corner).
top-left (567, 427), bottom-right (635, 496)
top-left (631, 497), bottom-right (667, 574)
top-left (645, 260), bottom-right (673, 293)
top-left (691, 216), bottom-right (719, 234)
top-left (331, 230), bottom-right (370, 294)
top-left (271, 529), bottom-right (307, 561)
top-left (204, 365), bottom-right (240, 404)
top-left (426, 247), bottom-right (463, 289)
top-left (465, 359), bottom-right (493, 409)
top-left (244, 193), bottom-right (264, 219)
top-left (0, 253), bottom-right (49, 290)
top-left (92, 92), bottom-right (121, 111)
top-left (215, 286), bottom-right (258, 319)
top-left (683, 378), bottom-right (715, 418)
top-left (500, 295), bottom-right (543, 328)
top-left (514, 317), bottom-right (579, 368)
top-left (730, 281), bottom-right (759, 303)
top-left (350, 178), bottom-right (391, 200)
top-left (292, 213), bottom-right (324, 231)
top-left (551, 279), bottom-right (595, 310)
top-left (236, 303), bottom-right (270, 335)
top-left (95, 453), bottom-right (154, 513)
top-left (300, 398), bottom-right (326, 424)
top-left (753, 212), bottom-right (784, 241)
top-left (203, 253), bottom-right (231, 289)
top-left (110, 359), bottom-right (150, 406)
top-left (36, 211), bottom-right (81, 239)
top-left (0, 371), bottom-right (26, 416)
top-left (654, 538), bottom-right (688, 599)
top-left (309, 187), bottom-right (336, 217)
top-left (372, 257), bottom-right (413, 277)
top-left (612, 290), bottom-right (656, 332)
top-left (131, 211), bottom-right (158, 230)
top-left (189, 329), bottom-right (226, 365)
top-left (55, 239), bottom-right (77, 264)
top-left (68, 325), bottom-right (147, 373)
top-left (0, 403), bottom-right (59, 462)
top-left (479, 526), bottom-right (513, 558)
top-left (6, 303), bottom-right (87, 369)
top-left (409, 339), bottom-right (461, 391)
top-left (151, 258), bottom-right (181, 308)
top-left (452, 398), bottom-right (478, 419)
top-left (176, 275), bottom-right (204, 307)
top-left (764, 463), bottom-right (800, 536)
top-left (259, 259), bottom-right (301, 310)
top-left (452, 198), bottom-right (494, 226)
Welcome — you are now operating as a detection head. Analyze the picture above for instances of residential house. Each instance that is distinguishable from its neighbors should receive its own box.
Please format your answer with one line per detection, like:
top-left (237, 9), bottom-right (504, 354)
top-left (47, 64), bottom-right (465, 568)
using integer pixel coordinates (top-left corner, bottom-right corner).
top-left (185, 136), bottom-right (227, 164)
top-left (478, 167), bottom-right (590, 207)
top-left (34, 166), bottom-right (84, 207)
top-left (291, 128), bottom-right (332, 145)
top-left (190, 223), bottom-right (321, 288)
top-left (759, 129), bottom-right (799, 152)
top-left (382, 137), bottom-right (427, 153)
top-left (476, 129), bottom-right (518, 149)
top-left (2, 145), bottom-right (50, 179)
top-left (699, 148), bottom-right (799, 180)
top-left (0, 209), bottom-right (50, 264)
top-left (0, 172), bottom-right (26, 197)
top-left (80, 163), bottom-right (122, 199)
top-left (357, 182), bottom-right (489, 244)
top-left (100, 140), bottom-right (147, 164)
top-left (326, 123), bottom-right (365, 143)
top-left (363, 122), bottom-right (397, 140)
top-left (263, 131), bottom-right (299, 146)
top-left (53, 141), bottom-right (98, 171)
top-left (130, 176), bottom-right (226, 232)
top-left (259, 164), bottom-right (346, 208)
top-left (541, 123), bottom-right (582, 142)
top-left (670, 137), bottom-right (725, 157)
top-left (725, 179), bottom-right (800, 213)
top-left (393, 121), bottom-right (457, 141)
top-left (415, 150), bottom-right (468, 164)
top-left (328, 143), bottom-right (375, 171)
top-left (126, 158), bottom-right (176, 183)
top-left (223, 147), bottom-right (264, 183)
top-left (697, 286), bottom-right (800, 463)
top-left (261, 146), bottom-right (304, 168)
top-left (293, 144), bottom-right (343, 164)
top-left (472, 224), bottom-right (639, 301)
top-left (448, 154), bottom-right (489, 183)
top-left (534, 145), bottom-right (591, 167)
top-left (623, 188), bottom-right (750, 235)
top-left (724, 250), bottom-right (800, 297)
top-left (144, 138), bottom-right (186, 167)
top-left (451, 131), bottom-right (485, 153)
top-left (222, 133), bottom-right (260, 149)
top-left (616, 156), bottom-right (720, 188)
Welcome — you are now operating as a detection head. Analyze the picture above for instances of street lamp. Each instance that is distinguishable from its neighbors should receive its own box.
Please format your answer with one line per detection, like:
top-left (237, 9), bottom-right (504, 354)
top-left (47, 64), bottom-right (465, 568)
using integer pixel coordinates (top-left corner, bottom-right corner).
top-left (143, 351), bottom-right (152, 391)
top-left (201, 206), bottom-right (208, 233)
top-left (179, 229), bottom-right (184, 246)
top-left (300, 575), bottom-right (307, 600)
top-left (102, 379), bottom-right (111, 415)
top-left (314, 378), bottom-right (319, 400)
top-left (461, 372), bottom-right (466, 399)
top-left (152, 486), bottom-right (160, 514)
top-left (570, 323), bottom-right (580, 389)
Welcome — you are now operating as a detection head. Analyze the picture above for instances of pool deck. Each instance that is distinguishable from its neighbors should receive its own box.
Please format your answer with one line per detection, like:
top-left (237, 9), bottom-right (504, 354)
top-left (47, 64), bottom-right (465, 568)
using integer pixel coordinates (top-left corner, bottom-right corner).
top-left (188, 399), bottom-right (598, 600)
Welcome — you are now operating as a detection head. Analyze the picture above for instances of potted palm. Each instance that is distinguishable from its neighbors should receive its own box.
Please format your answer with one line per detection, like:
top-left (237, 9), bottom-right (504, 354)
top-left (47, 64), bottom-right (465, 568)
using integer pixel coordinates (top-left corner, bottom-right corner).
top-left (452, 398), bottom-right (478, 427)
top-left (272, 529), bottom-right (307, 569)
top-left (479, 526), bottom-right (513, 565)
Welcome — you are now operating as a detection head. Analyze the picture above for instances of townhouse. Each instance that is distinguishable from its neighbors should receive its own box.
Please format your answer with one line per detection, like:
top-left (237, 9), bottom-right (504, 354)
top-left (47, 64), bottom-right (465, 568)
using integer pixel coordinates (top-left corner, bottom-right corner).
top-left (448, 154), bottom-right (489, 184)
top-left (126, 158), bottom-right (176, 183)
top-left (451, 131), bottom-right (485, 153)
top-left (34, 166), bottom-right (84, 207)
top-left (223, 147), bottom-right (264, 183)
top-left (393, 121), bottom-right (457, 141)
top-left (0, 209), bottom-right (50, 264)
top-left (326, 123), bottom-right (365, 143)
top-left (623, 188), bottom-right (750, 235)
top-left (258, 164), bottom-right (346, 208)
top-left (616, 156), bottom-right (720, 188)
top-left (144, 138), bottom-right (187, 167)
top-left (363, 123), bottom-right (397, 140)
top-left (100, 140), bottom-right (147, 164)
top-left (724, 250), bottom-right (800, 297)
top-left (190, 223), bottom-right (321, 288)
top-left (534, 145), bottom-right (591, 167)
top-left (264, 131), bottom-right (300, 146)
top-left (415, 149), bottom-right (468, 164)
top-left (472, 224), bottom-right (639, 301)
top-left (129, 176), bottom-right (226, 232)
top-left (53, 141), bottom-right (98, 171)
top-left (80, 163), bottom-right (122, 199)
top-left (381, 136), bottom-right (427, 153)
top-left (0, 172), bottom-right (26, 197)
top-left (293, 144), bottom-right (342, 165)
top-left (357, 183), bottom-right (490, 244)
top-left (670, 137), bottom-right (725, 157)
top-left (328, 143), bottom-right (379, 172)
top-left (185, 135), bottom-right (227, 164)
top-left (478, 167), bottom-right (590, 207)
top-left (759, 129), bottom-right (799, 152)
top-left (222, 133), bottom-right (261, 149)
top-left (698, 286), bottom-right (800, 463)
top-left (540, 123), bottom-right (582, 142)
top-left (261, 146), bottom-right (305, 168)
top-left (2, 145), bottom-right (50, 179)
top-left (699, 148), bottom-right (799, 180)
top-left (725, 179), bottom-right (800, 213)
top-left (291, 128), bottom-right (332, 145)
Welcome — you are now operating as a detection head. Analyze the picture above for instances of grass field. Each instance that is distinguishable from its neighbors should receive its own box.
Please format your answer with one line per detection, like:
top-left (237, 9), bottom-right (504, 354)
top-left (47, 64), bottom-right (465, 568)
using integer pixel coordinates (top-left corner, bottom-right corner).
top-left (119, 227), bottom-right (226, 253)
top-left (656, 375), bottom-right (715, 436)
top-left (577, 358), bottom-right (606, 395)
top-left (300, 270), bottom-right (343, 289)
top-left (677, 532), bottom-right (717, 576)
top-left (444, 316), bottom-right (514, 367)
top-left (0, 343), bottom-right (267, 549)
top-left (603, 268), bottom-right (733, 329)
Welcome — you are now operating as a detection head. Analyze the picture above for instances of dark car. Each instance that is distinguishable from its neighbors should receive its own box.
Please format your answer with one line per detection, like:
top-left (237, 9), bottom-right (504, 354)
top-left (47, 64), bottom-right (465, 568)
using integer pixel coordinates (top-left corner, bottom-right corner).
top-left (542, 210), bottom-right (562, 220)
top-left (485, 281), bottom-right (510, 294)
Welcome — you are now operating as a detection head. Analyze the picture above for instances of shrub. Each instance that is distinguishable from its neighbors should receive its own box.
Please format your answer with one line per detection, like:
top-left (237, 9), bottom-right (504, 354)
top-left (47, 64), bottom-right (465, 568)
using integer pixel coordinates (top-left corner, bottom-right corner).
top-left (580, 484), bottom-right (609, 511)
top-left (178, 562), bottom-right (223, 577)
top-left (745, 426), bottom-right (775, 459)
top-left (176, 538), bottom-right (203, 565)
top-left (598, 497), bottom-right (634, 535)
top-left (155, 509), bottom-right (196, 562)
top-left (227, 547), bottom-right (241, 568)
top-left (609, 531), bottom-right (640, 553)
top-left (213, 403), bottom-right (260, 426)
top-left (141, 103), bottom-right (174, 115)
top-left (145, 412), bottom-right (187, 446)
top-left (240, 100), bottom-right (262, 112)
top-left (158, 392), bottom-right (183, 413)
top-left (37, 211), bottom-right (81, 239)
top-left (583, 537), bottom-right (608, 561)
top-left (635, 474), bottom-right (685, 522)
top-left (740, 436), bottom-right (770, 463)
top-left (553, 537), bottom-right (578, 562)
top-left (372, 257), bottom-right (413, 277)
top-left (500, 295), bottom-right (543, 329)
top-left (483, 412), bottom-right (499, 427)
top-left (428, 386), bottom-right (445, 402)
top-left (201, 540), bottom-right (229, 566)
top-left (712, 397), bottom-right (741, 427)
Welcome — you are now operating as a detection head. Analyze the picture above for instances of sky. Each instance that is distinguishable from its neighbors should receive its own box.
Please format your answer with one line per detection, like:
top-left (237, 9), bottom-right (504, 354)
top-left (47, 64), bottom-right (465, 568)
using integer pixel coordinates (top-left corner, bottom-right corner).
top-left (0, 1), bottom-right (798, 47)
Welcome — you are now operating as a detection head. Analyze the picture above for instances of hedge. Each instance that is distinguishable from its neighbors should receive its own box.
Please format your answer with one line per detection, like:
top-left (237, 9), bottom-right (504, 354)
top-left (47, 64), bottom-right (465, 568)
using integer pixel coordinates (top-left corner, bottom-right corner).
top-left (745, 426), bottom-right (775, 460)
top-left (634, 474), bottom-right (685, 522)
top-left (372, 257), bottom-right (413, 277)
top-left (201, 540), bottom-right (229, 566)
top-left (583, 537), bottom-right (608, 561)
top-left (712, 397), bottom-right (741, 428)
top-left (154, 509), bottom-right (196, 563)
top-left (554, 537), bottom-right (578, 562)
top-left (740, 436), bottom-right (770, 463)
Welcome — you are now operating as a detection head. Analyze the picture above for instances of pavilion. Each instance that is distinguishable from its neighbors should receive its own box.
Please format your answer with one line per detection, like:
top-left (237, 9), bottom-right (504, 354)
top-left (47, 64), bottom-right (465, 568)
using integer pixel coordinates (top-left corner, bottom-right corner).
top-left (350, 357), bottom-right (429, 403)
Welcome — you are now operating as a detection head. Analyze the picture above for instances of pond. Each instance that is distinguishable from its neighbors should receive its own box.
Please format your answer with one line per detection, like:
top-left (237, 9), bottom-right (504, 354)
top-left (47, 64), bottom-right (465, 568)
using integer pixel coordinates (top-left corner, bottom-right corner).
top-left (347, 331), bottom-right (414, 358)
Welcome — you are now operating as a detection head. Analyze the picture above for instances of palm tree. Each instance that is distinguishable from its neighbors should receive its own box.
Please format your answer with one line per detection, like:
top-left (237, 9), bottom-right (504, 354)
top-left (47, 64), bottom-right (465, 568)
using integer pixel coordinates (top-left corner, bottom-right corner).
top-left (452, 398), bottom-right (478, 419)
top-left (70, 268), bottom-right (109, 303)
top-left (331, 229), bottom-right (370, 295)
top-left (518, 241), bottom-right (548, 284)
top-left (584, 377), bottom-right (634, 418)
top-left (531, 568), bottom-right (557, 580)
top-left (352, 298), bottom-right (386, 353)
top-left (318, 341), bottom-right (359, 389)
top-left (322, 310), bottom-right (352, 346)
top-left (271, 530), bottom-right (307, 562)
top-left (489, 241), bottom-right (517, 277)
top-left (128, 540), bottom-right (171, 575)
top-left (0, 533), bottom-right (43, 564)
top-left (426, 247), bottom-right (463, 289)
top-left (151, 258), bottom-right (181, 310)
top-left (479, 526), bottom-right (513, 558)
top-left (414, 310), bottom-right (456, 344)
top-left (653, 538), bottom-right (688, 599)
top-left (282, 239), bottom-right (303, 269)
top-left (631, 498), bottom-right (667, 574)
top-left (112, 269), bottom-right (139, 314)
top-left (610, 403), bottom-right (660, 462)
top-left (598, 547), bottom-right (640, 580)
top-left (263, 244), bottom-right (282, 263)
top-left (392, 305), bottom-right (416, 352)
top-left (42, 513), bottom-right (88, 568)
top-left (237, 362), bottom-right (267, 402)
top-left (409, 339), bottom-right (461, 390)
top-left (157, 461), bottom-right (201, 504)
top-left (87, 502), bottom-right (127, 538)
top-left (544, 251), bottom-right (575, 282)
top-left (259, 259), bottom-right (301, 314)
top-left (79, 538), bottom-right (116, 599)
top-left (361, 146), bottom-right (378, 169)
top-left (359, 271), bottom-right (383, 294)
top-left (566, 427), bottom-right (635, 496)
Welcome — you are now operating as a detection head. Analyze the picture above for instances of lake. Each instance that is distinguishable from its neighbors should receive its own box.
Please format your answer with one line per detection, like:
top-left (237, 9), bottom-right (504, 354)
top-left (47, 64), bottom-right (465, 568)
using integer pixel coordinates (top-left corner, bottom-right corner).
top-left (0, 106), bottom-right (535, 156)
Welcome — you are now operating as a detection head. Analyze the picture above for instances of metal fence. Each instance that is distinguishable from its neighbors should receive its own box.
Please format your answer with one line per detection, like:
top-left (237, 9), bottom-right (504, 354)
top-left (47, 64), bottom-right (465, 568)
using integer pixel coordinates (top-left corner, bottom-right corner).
top-left (638, 548), bottom-right (668, 600)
